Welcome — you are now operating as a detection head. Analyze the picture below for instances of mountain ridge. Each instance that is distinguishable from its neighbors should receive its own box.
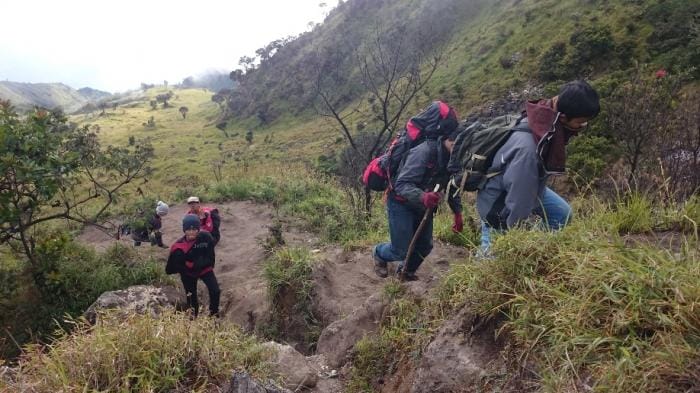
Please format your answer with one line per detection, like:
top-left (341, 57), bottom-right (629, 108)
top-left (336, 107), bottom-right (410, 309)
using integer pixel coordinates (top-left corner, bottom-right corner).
top-left (0, 81), bottom-right (112, 113)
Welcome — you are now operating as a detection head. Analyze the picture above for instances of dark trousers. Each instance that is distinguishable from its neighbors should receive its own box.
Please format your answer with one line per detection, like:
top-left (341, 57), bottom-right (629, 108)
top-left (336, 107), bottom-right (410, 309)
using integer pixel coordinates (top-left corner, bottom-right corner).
top-left (180, 271), bottom-right (221, 317)
top-left (374, 197), bottom-right (434, 273)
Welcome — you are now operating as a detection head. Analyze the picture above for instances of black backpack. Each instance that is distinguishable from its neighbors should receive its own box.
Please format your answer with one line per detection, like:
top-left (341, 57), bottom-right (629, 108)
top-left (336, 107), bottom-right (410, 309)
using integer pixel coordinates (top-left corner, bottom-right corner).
top-left (447, 114), bottom-right (526, 192)
top-left (362, 101), bottom-right (458, 192)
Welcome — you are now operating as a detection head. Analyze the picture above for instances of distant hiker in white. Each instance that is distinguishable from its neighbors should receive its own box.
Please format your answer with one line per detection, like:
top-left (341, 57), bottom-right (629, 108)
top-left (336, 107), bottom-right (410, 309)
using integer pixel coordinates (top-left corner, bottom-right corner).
top-left (131, 201), bottom-right (169, 248)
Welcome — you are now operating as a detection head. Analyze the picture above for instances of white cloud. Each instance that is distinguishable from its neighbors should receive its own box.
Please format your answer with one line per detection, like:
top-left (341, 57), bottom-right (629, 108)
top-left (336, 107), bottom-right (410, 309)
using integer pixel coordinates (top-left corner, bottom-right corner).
top-left (0, 0), bottom-right (337, 92)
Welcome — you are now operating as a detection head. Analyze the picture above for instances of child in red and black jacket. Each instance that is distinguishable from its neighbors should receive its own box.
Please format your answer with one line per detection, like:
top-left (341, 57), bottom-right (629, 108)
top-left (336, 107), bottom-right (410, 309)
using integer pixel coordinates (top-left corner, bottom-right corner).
top-left (166, 214), bottom-right (220, 318)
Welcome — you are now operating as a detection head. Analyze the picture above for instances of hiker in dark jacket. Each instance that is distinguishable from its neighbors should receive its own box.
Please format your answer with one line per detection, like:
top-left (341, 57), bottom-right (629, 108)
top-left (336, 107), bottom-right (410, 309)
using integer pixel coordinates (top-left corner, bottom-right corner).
top-left (477, 80), bottom-right (600, 253)
top-left (131, 201), bottom-right (169, 248)
top-left (373, 128), bottom-right (464, 282)
top-left (166, 214), bottom-right (221, 318)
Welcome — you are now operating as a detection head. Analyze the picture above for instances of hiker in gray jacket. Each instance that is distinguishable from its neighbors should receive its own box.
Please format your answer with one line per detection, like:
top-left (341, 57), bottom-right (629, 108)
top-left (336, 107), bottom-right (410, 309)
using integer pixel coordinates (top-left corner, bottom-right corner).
top-left (373, 128), bottom-right (464, 281)
top-left (477, 80), bottom-right (600, 252)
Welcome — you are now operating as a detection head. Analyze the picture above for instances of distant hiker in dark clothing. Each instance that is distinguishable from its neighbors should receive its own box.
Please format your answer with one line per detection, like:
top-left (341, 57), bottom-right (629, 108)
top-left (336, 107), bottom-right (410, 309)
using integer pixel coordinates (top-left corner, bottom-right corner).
top-left (131, 201), bottom-right (169, 248)
top-left (166, 214), bottom-right (220, 318)
top-left (373, 126), bottom-right (464, 282)
top-left (186, 196), bottom-right (221, 246)
top-left (477, 80), bottom-right (600, 253)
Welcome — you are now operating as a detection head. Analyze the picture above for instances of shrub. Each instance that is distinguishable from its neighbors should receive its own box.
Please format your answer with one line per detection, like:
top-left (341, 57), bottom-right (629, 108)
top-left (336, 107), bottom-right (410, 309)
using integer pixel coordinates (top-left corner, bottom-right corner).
top-left (538, 42), bottom-right (570, 82)
top-left (1, 232), bottom-right (170, 359)
top-left (567, 134), bottom-right (614, 185)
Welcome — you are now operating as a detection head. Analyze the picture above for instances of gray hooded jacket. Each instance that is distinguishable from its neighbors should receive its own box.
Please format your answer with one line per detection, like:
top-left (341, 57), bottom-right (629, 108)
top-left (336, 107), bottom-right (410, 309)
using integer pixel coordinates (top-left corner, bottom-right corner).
top-left (476, 118), bottom-right (548, 229)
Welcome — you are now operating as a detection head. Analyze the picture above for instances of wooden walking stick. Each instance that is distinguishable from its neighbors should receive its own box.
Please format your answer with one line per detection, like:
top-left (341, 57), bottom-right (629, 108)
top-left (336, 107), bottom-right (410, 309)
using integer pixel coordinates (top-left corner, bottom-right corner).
top-left (401, 184), bottom-right (440, 280)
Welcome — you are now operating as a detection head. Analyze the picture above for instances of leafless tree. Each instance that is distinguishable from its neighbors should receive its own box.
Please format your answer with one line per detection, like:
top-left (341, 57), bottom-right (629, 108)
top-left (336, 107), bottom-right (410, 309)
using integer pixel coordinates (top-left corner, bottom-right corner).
top-left (659, 89), bottom-right (700, 198)
top-left (310, 23), bottom-right (448, 214)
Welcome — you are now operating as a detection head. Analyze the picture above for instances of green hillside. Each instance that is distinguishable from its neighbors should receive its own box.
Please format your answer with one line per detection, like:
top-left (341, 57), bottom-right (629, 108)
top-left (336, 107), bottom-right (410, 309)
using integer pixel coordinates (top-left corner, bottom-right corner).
top-left (224, 0), bottom-right (698, 123)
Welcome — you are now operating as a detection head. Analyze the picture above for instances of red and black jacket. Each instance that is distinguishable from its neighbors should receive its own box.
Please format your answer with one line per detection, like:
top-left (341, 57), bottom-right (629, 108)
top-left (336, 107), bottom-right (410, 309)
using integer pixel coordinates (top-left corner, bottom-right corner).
top-left (187, 207), bottom-right (221, 245)
top-left (166, 231), bottom-right (216, 277)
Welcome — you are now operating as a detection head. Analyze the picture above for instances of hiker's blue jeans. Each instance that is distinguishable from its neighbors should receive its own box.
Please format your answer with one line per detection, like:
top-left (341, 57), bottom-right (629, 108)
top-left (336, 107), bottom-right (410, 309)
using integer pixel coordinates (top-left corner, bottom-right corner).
top-left (481, 187), bottom-right (571, 251)
top-left (375, 197), bottom-right (433, 273)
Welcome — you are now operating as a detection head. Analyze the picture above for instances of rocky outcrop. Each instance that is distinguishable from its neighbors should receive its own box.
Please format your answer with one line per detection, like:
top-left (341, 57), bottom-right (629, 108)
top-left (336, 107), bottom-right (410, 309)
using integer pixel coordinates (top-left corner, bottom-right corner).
top-left (262, 342), bottom-right (318, 390)
top-left (84, 285), bottom-right (185, 323)
top-left (315, 292), bottom-right (389, 368)
top-left (223, 371), bottom-right (291, 393)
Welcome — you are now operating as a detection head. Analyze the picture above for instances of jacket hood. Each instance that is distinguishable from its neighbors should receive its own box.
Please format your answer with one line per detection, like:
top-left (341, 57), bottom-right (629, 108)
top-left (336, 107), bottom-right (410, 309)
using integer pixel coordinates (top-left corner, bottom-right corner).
top-left (525, 99), bottom-right (577, 174)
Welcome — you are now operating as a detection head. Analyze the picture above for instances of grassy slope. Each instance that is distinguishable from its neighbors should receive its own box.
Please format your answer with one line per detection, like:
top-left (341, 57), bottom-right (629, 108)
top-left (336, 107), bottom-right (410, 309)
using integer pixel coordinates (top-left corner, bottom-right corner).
top-left (427, 0), bottom-right (657, 109)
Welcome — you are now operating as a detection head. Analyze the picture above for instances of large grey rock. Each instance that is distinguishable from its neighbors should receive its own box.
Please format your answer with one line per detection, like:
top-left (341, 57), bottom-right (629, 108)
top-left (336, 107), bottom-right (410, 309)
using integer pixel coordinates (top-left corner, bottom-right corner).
top-left (262, 342), bottom-right (318, 389)
top-left (84, 285), bottom-right (185, 323)
top-left (409, 306), bottom-right (505, 393)
top-left (223, 371), bottom-right (291, 393)
top-left (315, 292), bottom-right (389, 368)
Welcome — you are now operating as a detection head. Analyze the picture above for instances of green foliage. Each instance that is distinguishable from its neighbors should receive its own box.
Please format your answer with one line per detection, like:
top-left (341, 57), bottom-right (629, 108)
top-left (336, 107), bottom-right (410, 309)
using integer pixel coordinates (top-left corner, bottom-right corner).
top-left (436, 196), bottom-right (698, 390)
top-left (33, 232), bottom-right (169, 315)
top-left (610, 192), bottom-right (654, 234)
top-left (569, 25), bottom-right (616, 71)
top-left (567, 134), bottom-right (614, 185)
top-left (0, 231), bottom-right (170, 358)
top-left (0, 252), bottom-right (21, 299)
top-left (464, 220), bottom-right (700, 392)
top-left (9, 310), bottom-right (272, 392)
top-left (0, 101), bottom-right (153, 264)
top-left (538, 42), bottom-right (569, 82)
top-left (347, 295), bottom-right (423, 393)
top-left (263, 247), bottom-right (314, 310)
top-left (644, 0), bottom-right (700, 78)
top-left (262, 247), bottom-right (319, 349)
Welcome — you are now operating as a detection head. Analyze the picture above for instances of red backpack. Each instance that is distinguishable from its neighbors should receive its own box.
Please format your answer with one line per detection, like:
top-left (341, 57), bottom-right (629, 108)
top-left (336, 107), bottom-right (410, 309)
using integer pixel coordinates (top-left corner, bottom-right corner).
top-left (362, 101), bottom-right (458, 191)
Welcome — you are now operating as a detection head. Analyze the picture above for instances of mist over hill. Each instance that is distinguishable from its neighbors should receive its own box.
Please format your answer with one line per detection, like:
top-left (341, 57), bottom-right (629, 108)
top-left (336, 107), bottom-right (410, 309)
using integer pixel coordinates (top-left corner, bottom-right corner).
top-left (0, 81), bottom-right (112, 113)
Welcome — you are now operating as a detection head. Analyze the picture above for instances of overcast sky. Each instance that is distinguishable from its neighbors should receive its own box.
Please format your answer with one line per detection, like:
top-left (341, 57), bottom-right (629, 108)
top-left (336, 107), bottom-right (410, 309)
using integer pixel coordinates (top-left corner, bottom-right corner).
top-left (0, 0), bottom-right (338, 93)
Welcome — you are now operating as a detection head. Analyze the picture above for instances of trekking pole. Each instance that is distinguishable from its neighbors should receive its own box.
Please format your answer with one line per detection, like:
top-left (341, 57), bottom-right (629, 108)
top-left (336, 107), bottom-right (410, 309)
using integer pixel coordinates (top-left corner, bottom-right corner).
top-left (403, 184), bottom-right (440, 276)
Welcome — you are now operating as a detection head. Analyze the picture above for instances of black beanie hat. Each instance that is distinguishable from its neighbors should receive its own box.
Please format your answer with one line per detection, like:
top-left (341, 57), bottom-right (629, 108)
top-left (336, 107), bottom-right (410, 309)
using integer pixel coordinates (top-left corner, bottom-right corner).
top-left (182, 214), bottom-right (200, 232)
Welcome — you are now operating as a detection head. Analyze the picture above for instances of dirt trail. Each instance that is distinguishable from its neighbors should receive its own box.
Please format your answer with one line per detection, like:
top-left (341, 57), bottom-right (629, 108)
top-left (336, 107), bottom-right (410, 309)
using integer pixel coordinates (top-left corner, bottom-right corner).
top-left (79, 201), bottom-right (278, 328)
top-left (79, 200), bottom-right (469, 391)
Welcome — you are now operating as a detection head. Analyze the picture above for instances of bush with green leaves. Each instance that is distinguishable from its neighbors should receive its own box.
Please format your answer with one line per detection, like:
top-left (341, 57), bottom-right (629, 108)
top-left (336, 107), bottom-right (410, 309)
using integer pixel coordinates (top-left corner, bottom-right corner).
top-left (33, 232), bottom-right (169, 314)
top-left (0, 231), bottom-right (169, 359)
top-left (644, 0), bottom-right (700, 78)
top-left (567, 134), bottom-right (614, 186)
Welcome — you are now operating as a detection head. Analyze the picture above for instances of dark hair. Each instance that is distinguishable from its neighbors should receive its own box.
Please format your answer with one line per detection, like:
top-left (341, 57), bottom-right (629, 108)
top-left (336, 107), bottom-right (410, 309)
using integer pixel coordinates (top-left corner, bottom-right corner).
top-left (557, 80), bottom-right (600, 119)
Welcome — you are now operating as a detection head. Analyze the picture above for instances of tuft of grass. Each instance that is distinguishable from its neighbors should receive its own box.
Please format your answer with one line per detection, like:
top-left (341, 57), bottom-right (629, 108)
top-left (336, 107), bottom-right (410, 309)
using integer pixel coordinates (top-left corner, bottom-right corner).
top-left (611, 192), bottom-right (654, 234)
top-left (262, 247), bottom-right (320, 351)
top-left (446, 205), bottom-right (700, 392)
top-left (9, 310), bottom-right (272, 392)
top-left (347, 294), bottom-right (425, 393)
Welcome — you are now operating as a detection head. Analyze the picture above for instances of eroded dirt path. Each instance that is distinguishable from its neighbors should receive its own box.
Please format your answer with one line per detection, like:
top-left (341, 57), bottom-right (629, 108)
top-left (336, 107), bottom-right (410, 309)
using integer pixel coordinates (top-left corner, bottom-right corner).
top-left (79, 200), bottom-right (470, 392)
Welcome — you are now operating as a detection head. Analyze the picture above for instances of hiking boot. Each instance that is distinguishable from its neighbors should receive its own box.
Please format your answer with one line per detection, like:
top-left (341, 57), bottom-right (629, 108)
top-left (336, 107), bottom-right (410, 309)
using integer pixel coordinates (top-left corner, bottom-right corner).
top-left (398, 271), bottom-right (419, 282)
top-left (373, 246), bottom-right (388, 278)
